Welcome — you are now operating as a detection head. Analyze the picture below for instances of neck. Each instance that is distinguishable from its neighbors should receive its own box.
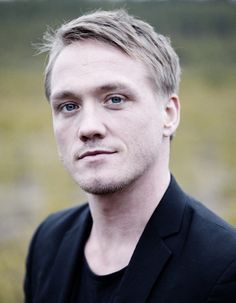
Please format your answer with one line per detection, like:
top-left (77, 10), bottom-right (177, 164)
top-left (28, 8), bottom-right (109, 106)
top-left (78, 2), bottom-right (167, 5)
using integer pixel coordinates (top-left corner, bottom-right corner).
top-left (84, 165), bottom-right (170, 275)
top-left (88, 169), bottom-right (170, 238)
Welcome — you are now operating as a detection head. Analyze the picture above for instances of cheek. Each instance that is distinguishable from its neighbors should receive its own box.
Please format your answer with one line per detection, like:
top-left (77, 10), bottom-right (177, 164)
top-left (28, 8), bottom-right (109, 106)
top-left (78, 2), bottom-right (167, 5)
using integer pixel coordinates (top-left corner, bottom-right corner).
top-left (129, 108), bottom-right (163, 138)
top-left (53, 122), bottom-right (71, 156)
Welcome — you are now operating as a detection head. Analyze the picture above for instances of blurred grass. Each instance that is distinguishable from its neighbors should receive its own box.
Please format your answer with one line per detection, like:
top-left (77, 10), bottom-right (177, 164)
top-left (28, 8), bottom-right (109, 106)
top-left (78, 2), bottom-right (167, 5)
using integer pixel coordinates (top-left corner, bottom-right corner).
top-left (172, 66), bottom-right (236, 216)
top-left (0, 239), bottom-right (26, 303)
top-left (0, 1), bottom-right (236, 302)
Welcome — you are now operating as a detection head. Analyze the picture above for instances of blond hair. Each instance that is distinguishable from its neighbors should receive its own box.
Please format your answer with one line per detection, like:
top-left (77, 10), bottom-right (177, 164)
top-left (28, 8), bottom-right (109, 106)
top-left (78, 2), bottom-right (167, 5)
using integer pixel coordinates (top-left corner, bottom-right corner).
top-left (41, 9), bottom-right (181, 100)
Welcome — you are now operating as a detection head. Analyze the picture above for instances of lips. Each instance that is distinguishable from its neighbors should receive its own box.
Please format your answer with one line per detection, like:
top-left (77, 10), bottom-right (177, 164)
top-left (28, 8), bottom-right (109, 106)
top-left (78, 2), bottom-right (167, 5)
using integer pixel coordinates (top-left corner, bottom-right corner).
top-left (78, 149), bottom-right (116, 160)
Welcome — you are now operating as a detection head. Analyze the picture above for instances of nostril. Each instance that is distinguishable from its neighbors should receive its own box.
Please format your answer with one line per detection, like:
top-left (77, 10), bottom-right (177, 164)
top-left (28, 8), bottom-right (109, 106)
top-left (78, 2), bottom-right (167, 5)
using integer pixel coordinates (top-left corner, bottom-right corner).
top-left (79, 132), bottom-right (105, 142)
top-left (77, 117), bottom-right (107, 141)
top-left (80, 135), bottom-right (89, 143)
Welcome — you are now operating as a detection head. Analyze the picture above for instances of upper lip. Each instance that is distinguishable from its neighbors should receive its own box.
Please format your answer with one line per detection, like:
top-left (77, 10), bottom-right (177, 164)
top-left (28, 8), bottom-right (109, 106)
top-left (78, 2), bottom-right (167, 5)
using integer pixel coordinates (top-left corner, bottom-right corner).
top-left (78, 149), bottom-right (116, 160)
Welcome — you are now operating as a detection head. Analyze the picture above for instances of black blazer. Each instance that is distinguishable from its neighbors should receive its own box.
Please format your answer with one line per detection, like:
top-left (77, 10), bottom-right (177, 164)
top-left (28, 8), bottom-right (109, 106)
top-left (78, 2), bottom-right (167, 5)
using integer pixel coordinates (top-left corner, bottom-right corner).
top-left (24, 177), bottom-right (236, 302)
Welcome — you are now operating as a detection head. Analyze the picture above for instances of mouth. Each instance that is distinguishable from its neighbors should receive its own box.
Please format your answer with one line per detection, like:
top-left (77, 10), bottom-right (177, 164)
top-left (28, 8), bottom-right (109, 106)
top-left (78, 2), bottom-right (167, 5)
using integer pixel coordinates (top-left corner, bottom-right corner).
top-left (78, 150), bottom-right (117, 160)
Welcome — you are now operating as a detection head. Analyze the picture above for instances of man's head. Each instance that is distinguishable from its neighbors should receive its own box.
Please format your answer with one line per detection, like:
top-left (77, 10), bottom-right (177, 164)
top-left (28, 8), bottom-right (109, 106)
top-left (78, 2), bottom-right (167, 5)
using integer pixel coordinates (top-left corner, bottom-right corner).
top-left (42, 9), bottom-right (181, 101)
top-left (43, 10), bottom-right (181, 195)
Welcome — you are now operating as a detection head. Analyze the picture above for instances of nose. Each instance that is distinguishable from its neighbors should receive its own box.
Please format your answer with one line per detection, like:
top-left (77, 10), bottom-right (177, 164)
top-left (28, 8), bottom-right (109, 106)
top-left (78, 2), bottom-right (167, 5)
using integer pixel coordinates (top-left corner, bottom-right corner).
top-left (77, 107), bottom-right (107, 142)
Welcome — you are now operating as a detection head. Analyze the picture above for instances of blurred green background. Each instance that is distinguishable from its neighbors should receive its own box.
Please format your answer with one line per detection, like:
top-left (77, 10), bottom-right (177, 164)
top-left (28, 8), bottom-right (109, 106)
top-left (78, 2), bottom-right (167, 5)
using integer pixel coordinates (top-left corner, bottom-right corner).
top-left (1, 0), bottom-right (236, 302)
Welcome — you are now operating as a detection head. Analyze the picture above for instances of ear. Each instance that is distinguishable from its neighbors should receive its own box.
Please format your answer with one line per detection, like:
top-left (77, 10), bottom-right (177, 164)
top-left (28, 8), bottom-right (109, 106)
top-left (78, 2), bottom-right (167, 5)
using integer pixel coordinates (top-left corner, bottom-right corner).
top-left (163, 94), bottom-right (180, 138)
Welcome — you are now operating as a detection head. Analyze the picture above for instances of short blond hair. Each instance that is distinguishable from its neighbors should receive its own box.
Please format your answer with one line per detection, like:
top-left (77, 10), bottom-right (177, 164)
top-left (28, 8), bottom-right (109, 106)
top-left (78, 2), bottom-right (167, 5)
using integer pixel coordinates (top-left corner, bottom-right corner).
top-left (42, 9), bottom-right (181, 100)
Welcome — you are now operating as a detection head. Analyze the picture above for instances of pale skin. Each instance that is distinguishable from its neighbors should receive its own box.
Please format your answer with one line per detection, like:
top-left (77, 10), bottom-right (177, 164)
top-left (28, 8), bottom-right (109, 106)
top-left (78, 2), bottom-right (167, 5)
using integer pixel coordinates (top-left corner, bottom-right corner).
top-left (50, 40), bottom-right (180, 275)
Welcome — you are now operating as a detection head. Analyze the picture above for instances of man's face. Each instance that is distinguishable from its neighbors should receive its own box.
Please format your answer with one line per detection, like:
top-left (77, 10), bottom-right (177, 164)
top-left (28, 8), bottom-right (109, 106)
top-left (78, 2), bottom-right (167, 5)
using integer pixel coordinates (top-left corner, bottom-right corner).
top-left (50, 40), bottom-right (170, 195)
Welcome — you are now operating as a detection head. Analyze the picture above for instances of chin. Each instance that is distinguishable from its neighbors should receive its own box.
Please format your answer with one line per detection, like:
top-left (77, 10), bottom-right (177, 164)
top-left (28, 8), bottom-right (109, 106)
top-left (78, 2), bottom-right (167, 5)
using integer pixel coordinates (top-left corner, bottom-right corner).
top-left (78, 180), bottom-right (124, 195)
top-left (76, 174), bottom-right (136, 195)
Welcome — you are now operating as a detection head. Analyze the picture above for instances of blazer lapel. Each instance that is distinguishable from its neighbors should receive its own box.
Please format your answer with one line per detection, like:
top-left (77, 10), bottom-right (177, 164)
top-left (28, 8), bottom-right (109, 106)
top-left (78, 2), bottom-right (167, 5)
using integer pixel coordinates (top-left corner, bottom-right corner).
top-left (115, 176), bottom-right (187, 303)
top-left (36, 207), bottom-right (92, 303)
top-left (114, 230), bottom-right (171, 303)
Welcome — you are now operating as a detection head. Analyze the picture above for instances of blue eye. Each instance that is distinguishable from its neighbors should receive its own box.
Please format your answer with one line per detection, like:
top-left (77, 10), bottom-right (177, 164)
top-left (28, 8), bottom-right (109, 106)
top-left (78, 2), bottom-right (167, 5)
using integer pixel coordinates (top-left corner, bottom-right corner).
top-left (110, 96), bottom-right (122, 104)
top-left (105, 95), bottom-right (127, 109)
top-left (62, 103), bottom-right (78, 112)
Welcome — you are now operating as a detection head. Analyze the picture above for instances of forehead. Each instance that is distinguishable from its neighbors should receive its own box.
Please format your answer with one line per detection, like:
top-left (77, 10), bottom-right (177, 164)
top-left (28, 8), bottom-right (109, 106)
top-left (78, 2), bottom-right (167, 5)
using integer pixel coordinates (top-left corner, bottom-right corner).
top-left (50, 40), bottom-right (155, 96)
top-left (53, 39), bottom-right (138, 70)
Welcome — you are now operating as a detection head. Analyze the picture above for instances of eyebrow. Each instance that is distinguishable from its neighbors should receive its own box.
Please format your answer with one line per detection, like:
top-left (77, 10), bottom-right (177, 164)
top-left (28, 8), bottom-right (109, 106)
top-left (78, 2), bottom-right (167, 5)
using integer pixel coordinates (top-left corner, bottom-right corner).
top-left (51, 82), bottom-right (132, 102)
top-left (51, 91), bottom-right (78, 102)
top-left (95, 83), bottom-right (130, 93)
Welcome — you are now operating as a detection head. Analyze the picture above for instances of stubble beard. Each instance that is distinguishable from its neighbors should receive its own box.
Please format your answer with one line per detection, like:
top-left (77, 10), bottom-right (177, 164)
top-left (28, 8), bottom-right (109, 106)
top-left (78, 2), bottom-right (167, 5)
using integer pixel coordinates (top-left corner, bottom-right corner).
top-left (76, 174), bottom-right (139, 195)
top-left (63, 159), bottom-right (134, 195)
top-left (74, 160), bottom-right (154, 196)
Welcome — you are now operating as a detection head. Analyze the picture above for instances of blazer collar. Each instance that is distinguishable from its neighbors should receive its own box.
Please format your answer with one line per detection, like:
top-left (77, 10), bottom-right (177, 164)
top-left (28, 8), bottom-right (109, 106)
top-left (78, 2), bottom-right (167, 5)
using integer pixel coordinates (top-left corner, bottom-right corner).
top-left (150, 175), bottom-right (187, 238)
top-left (114, 175), bottom-right (187, 303)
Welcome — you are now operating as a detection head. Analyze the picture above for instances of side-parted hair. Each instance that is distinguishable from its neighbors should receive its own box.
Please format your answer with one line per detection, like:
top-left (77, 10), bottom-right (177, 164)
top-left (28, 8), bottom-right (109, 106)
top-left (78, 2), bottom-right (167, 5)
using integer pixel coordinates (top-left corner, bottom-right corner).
top-left (41, 9), bottom-right (181, 101)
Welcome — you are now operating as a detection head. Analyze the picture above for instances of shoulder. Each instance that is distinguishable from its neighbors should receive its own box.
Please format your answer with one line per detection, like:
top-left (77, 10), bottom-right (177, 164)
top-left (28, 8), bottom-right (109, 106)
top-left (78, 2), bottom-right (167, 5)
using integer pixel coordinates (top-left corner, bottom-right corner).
top-left (186, 195), bottom-right (236, 248)
top-left (38, 203), bottom-right (90, 234)
top-left (24, 203), bottom-right (91, 300)
top-left (26, 203), bottom-right (91, 269)
top-left (31, 203), bottom-right (90, 251)
top-left (160, 176), bottom-right (236, 250)
top-left (185, 195), bottom-right (236, 295)
top-left (170, 181), bottom-right (236, 301)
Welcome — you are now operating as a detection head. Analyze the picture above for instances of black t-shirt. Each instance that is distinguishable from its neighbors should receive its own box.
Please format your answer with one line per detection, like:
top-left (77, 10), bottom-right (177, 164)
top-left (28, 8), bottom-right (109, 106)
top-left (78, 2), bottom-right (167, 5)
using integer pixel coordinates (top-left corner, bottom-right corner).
top-left (72, 256), bottom-right (127, 302)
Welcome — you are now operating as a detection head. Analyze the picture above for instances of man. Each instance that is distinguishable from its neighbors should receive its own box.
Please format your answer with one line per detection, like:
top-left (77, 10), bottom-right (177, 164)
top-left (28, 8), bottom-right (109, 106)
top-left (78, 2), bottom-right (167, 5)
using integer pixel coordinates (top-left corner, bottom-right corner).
top-left (24, 10), bottom-right (236, 303)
